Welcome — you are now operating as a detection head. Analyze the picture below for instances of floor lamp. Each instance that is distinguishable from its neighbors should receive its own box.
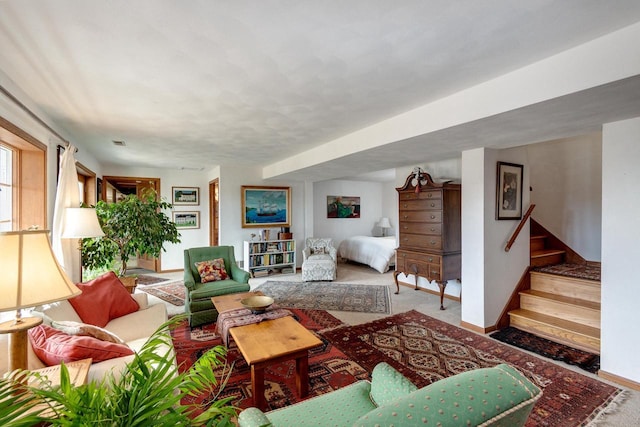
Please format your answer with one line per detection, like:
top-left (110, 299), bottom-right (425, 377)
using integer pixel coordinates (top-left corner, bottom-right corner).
top-left (62, 207), bottom-right (105, 282)
top-left (0, 230), bottom-right (81, 372)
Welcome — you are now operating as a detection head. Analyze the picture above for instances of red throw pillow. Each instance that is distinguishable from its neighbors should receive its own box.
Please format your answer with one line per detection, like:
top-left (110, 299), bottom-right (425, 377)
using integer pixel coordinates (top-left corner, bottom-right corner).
top-left (28, 325), bottom-right (134, 366)
top-left (195, 258), bottom-right (229, 283)
top-left (69, 271), bottom-right (139, 327)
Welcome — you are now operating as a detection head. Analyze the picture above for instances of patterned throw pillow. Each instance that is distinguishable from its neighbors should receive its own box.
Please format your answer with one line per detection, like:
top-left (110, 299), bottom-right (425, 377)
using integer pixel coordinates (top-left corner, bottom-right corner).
top-left (195, 258), bottom-right (229, 283)
top-left (311, 247), bottom-right (326, 255)
top-left (51, 320), bottom-right (126, 344)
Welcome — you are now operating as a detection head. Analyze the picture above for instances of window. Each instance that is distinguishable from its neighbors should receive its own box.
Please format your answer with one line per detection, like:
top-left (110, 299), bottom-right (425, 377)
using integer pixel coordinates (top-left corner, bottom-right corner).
top-left (0, 116), bottom-right (47, 230)
top-left (0, 144), bottom-right (12, 231)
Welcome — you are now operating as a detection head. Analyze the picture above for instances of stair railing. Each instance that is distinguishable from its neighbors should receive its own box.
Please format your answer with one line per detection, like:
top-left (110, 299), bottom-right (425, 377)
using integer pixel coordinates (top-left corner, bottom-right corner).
top-left (505, 204), bottom-right (535, 252)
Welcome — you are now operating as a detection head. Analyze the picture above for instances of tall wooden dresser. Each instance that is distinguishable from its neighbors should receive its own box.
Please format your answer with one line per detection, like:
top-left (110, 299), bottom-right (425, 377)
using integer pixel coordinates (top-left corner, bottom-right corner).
top-left (394, 170), bottom-right (461, 310)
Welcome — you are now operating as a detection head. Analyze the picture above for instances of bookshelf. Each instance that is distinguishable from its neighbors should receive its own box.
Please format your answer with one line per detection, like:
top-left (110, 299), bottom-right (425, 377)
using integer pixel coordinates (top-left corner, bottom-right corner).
top-left (243, 239), bottom-right (296, 278)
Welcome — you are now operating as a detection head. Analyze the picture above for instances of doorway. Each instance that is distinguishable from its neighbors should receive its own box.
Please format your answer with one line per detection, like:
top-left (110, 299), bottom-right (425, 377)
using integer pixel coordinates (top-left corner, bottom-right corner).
top-left (101, 175), bottom-right (161, 271)
top-left (209, 178), bottom-right (219, 246)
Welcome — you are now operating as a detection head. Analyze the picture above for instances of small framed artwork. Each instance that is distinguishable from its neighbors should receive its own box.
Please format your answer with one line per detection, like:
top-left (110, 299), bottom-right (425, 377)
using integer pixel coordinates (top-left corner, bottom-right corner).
top-left (241, 185), bottom-right (291, 228)
top-left (172, 186), bottom-right (199, 205)
top-left (173, 211), bottom-right (200, 229)
top-left (496, 161), bottom-right (524, 220)
top-left (327, 195), bottom-right (361, 218)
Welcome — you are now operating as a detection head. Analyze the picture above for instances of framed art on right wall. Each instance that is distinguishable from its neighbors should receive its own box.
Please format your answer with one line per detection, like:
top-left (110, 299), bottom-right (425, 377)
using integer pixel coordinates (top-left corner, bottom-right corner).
top-left (496, 161), bottom-right (523, 220)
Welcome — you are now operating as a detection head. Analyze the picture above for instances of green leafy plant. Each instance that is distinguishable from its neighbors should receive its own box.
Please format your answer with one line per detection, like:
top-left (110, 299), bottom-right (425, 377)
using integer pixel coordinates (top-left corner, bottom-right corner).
top-left (82, 191), bottom-right (181, 277)
top-left (2, 315), bottom-right (237, 426)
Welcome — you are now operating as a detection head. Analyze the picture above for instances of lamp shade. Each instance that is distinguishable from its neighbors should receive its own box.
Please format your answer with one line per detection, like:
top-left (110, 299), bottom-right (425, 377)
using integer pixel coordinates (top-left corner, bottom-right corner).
top-left (378, 217), bottom-right (391, 229)
top-left (62, 208), bottom-right (105, 238)
top-left (0, 230), bottom-right (81, 311)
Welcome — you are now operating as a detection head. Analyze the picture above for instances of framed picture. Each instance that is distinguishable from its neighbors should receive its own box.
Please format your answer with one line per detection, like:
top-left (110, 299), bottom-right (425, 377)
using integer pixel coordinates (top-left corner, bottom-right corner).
top-left (496, 161), bottom-right (524, 220)
top-left (327, 195), bottom-right (360, 218)
top-left (172, 186), bottom-right (199, 205)
top-left (173, 211), bottom-right (200, 229)
top-left (241, 186), bottom-right (291, 228)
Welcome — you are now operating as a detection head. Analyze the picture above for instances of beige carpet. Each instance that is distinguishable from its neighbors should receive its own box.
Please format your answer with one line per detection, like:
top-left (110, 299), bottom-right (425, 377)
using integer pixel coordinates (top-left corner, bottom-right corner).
top-left (144, 261), bottom-right (640, 425)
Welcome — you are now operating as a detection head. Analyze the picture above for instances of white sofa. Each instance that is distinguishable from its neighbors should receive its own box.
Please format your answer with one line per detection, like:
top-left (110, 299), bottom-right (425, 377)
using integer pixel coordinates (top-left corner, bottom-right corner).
top-left (0, 293), bottom-right (170, 384)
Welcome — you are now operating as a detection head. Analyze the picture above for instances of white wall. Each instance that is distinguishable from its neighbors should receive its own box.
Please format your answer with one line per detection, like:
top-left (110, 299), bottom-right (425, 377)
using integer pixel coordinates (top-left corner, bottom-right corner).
top-left (313, 179), bottom-right (387, 249)
top-left (218, 165), bottom-right (306, 267)
top-left (528, 133), bottom-right (602, 261)
top-left (461, 147), bottom-right (530, 327)
top-left (600, 117), bottom-right (640, 383)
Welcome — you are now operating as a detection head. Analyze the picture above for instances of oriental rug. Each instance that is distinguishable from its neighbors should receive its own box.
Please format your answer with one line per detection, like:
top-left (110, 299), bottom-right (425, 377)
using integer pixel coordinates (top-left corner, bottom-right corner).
top-left (139, 281), bottom-right (185, 306)
top-left (532, 262), bottom-right (601, 282)
top-left (322, 310), bottom-right (624, 427)
top-left (171, 309), bottom-right (365, 412)
top-left (255, 281), bottom-right (391, 314)
top-left (134, 274), bottom-right (171, 286)
top-left (490, 326), bottom-right (601, 373)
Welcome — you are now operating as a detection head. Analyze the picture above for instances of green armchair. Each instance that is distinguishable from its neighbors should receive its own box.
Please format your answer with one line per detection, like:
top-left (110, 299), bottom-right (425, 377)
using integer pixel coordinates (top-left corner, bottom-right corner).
top-left (238, 362), bottom-right (541, 427)
top-left (183, 246), bottom-right (250, 327)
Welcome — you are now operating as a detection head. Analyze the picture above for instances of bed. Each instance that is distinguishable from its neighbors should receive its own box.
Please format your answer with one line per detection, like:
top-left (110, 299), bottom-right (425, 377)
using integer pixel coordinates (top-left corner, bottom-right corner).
top-left (337, 235), bottom-right (397, 273)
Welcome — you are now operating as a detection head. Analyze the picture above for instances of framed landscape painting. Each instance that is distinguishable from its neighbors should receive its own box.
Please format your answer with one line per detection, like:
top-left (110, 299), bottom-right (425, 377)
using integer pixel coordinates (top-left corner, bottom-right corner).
top-left (172, 187), bottom-right (199, 205)
top-left (241, 185), bottom-right (291, 228)
top-left (496, 161), bottom-right (523, 220)
top-left (327, 195), bottom-right (360, 218)
top-left (173, 211), bottom-right (200, 229)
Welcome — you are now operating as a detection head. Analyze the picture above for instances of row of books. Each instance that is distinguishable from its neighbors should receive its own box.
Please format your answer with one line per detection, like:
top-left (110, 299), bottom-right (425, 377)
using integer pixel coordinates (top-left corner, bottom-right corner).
top-left (249, 252), bottom-right (295, 267)
top-left (248, 240), bottom-right (295, 254)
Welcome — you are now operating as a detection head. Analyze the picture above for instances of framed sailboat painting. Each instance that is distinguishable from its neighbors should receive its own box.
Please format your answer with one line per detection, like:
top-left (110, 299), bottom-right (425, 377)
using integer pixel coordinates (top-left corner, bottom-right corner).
top-left (241, 185), bottom-right (291, 228)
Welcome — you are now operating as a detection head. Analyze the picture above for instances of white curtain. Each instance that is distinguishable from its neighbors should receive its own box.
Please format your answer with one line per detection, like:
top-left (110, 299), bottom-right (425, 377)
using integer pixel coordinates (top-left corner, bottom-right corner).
top-left (52, 144), bottom-right (82, 283)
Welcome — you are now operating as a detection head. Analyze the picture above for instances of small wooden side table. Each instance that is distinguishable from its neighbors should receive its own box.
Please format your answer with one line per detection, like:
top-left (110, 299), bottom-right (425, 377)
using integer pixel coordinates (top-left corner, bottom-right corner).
top-left (29, 358), bottom-right (92, 388)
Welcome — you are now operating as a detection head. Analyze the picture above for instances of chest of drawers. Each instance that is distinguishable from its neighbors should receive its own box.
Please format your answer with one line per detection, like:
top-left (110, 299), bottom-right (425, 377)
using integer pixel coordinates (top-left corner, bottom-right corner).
top-left (394, 171), bottom-right (461, 309)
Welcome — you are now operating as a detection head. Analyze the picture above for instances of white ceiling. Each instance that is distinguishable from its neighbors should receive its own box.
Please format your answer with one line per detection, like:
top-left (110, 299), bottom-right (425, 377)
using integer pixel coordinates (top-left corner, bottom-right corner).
top-left (1, 0), bottom-right (640, 181)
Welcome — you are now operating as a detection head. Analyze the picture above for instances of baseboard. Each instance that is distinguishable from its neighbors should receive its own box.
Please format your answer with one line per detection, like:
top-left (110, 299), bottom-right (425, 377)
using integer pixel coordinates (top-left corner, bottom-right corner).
top-left (396, 280), bottom-right (461, 302)
top-left (459, 320), bottom-right (496, 334)
top-left (599, 370), bottom-right (640, 391)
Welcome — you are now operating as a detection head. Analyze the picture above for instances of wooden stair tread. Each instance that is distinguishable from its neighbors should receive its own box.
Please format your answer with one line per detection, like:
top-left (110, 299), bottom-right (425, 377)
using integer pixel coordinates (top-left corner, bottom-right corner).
top-left (520, 289), bottom-right (601, 310)
top-left (530, 270), bottom-right (601, 285)
top-left (509, 308), bottom-right (600, 337)
top-left (531, 248), bottom-right (566, 257)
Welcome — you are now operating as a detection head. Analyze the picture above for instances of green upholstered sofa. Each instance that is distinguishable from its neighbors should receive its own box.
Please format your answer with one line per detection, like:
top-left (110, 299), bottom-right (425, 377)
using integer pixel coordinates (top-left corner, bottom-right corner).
top-left (238, 362), bottom-right (541, 427)
top-left (183, 246), bottom-right (250, 327)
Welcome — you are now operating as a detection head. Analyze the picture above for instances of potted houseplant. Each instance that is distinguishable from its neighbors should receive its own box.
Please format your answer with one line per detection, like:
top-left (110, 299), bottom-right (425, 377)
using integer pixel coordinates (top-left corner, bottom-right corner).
top-left (81, 191), bottom-right (181, 289)
top-left (1, 315), bottom-right (238, 426)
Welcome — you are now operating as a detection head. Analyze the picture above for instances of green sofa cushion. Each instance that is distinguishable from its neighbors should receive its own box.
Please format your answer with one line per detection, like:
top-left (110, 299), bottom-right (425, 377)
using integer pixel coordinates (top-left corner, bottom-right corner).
top-left (353, 363), bottom-right (541, 427)
top-left (369, 362), bottom-right (418, 407)
top-left (190, 279), bottom-right (250, 300)
top-left (240, 380), bottom-right (376, 427)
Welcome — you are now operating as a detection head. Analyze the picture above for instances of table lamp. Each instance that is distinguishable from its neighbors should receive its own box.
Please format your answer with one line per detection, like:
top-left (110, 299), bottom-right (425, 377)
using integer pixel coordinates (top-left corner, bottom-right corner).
top-left (378, 217), bottom-right (391, 237)
top-left (0, 230), bottom-right (81, 372)
top-left (62, 207), bottom-right (105, 283)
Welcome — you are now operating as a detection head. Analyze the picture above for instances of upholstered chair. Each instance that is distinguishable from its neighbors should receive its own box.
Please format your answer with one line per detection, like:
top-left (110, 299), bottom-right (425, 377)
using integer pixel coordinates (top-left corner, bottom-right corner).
top-left (301, 238), bottom-right (337, 281)
top-left (183, 246), bottom-right (250, 327)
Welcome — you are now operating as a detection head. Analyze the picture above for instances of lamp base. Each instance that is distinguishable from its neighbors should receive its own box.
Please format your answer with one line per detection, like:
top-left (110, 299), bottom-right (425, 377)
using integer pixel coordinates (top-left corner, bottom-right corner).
top-left (0, 317), bottom-right (43, 372)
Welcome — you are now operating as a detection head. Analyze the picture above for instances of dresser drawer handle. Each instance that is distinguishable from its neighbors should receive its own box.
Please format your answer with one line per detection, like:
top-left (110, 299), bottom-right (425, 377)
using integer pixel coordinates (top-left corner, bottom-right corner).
top-left (428, 257), bottom-right (433, 262)
top-left (430, 241), bottom-right (436, 245)
top-left (430, 203), bottom-right (436, 207)
top-left (404, 215), bottom-right (408, 219)
top-left (430, 215), bottom-right (436, 219)
top-left (427, 193), bottom-right (432, 198)
top-left (403, 204), bottom-right (408, 208)
top-left (430, 228), bottom-right (436, 232)
top-left (403, 226), bottom-right (408, 230)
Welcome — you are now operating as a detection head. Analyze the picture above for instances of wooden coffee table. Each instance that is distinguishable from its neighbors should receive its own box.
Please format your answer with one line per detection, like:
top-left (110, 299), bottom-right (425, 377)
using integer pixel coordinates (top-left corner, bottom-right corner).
top-left (211, 292), bottom-right (322, 410)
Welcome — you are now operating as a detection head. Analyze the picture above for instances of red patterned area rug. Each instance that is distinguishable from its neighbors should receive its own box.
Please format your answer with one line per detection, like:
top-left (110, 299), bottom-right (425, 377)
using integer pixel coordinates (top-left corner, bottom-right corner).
top-left (171, 308), bottom-right (367, 412)
top-left (322, 310), bottom-right (624, 427)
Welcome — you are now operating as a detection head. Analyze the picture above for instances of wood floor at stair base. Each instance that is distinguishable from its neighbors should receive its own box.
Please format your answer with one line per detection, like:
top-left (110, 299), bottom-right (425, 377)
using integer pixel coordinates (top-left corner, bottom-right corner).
top-left (509, 310), bottom-right (600, 354)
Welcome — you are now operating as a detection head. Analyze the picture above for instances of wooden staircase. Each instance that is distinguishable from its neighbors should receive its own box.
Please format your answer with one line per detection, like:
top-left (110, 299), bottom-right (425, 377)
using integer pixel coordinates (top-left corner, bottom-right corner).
top-left (506, 223), bottom-right (601, 354)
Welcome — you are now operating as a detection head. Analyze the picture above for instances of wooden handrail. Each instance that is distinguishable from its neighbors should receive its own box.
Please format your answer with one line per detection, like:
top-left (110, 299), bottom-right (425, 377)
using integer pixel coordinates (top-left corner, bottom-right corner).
top-left (505, 204), bottom-right (535, 252)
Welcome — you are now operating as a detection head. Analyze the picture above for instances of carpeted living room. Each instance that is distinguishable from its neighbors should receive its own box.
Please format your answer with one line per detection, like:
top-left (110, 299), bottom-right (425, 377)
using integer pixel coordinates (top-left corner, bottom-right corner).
top-left (135, 261), bottom-right (640, 426)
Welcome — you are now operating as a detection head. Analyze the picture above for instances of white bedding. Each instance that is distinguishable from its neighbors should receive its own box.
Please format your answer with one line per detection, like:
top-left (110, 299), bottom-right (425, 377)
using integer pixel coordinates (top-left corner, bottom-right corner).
top-left (338, 235), bottom-right (396, 273)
